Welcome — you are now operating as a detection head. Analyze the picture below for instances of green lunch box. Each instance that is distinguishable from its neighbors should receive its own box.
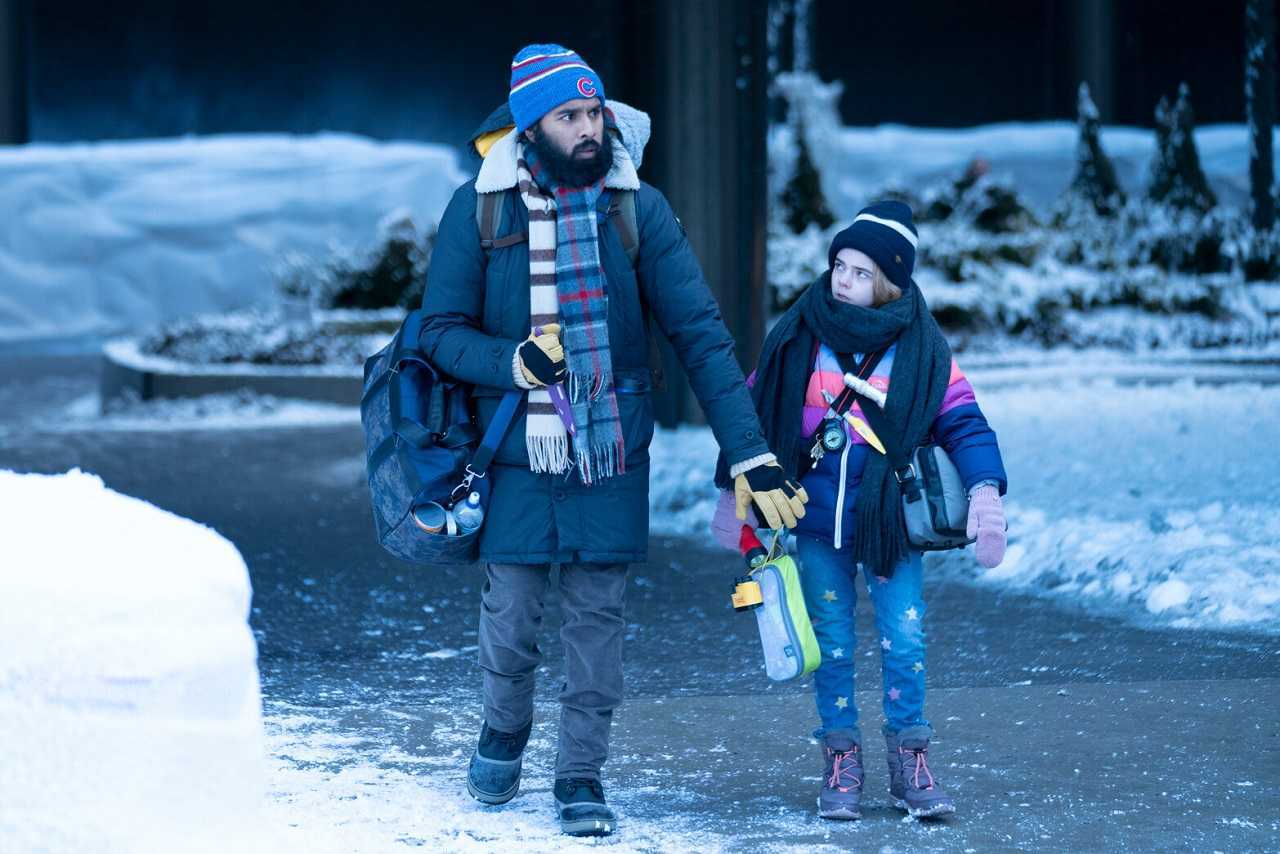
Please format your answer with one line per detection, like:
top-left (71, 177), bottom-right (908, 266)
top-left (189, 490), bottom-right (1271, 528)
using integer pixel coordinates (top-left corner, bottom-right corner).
top-left (749, 534), bottom-right (821, 682)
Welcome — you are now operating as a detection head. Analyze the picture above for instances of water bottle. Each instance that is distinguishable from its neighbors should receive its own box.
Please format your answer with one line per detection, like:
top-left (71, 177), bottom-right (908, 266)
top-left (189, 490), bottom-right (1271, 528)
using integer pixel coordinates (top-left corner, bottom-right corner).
top-left (452, 491), bottom-right (484, 535)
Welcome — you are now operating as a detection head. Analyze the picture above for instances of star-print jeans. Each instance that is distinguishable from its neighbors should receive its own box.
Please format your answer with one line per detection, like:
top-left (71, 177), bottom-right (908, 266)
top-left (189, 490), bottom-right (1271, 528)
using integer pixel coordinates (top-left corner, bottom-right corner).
top-left (795, 535), bottom-right (932, 744)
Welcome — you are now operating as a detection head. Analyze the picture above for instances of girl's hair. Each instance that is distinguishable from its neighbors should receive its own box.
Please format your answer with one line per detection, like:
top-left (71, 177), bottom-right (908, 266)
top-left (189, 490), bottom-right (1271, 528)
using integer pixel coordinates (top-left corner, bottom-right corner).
top-left (871, 266), bottom-right (903, 307)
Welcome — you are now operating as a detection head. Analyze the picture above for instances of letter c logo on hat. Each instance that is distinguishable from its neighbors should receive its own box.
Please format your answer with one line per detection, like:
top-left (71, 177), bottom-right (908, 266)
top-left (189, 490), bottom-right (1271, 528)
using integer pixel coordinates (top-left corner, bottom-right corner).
top-left (577, 77), bottom-right (597, 98)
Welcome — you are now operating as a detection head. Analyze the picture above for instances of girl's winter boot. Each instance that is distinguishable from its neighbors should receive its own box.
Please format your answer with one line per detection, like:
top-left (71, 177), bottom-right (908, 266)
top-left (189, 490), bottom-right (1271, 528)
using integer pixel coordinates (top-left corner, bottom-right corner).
top-left (818, 733), bottom-right (864, 819)
top-left (885, 727), bottom-right (956, 818)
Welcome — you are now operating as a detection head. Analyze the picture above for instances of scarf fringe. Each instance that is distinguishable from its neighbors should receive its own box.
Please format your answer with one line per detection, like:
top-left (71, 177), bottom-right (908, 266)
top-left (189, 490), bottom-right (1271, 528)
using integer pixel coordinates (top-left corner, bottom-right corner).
top-left (527, 433), bottom-right (572, 474)
top-left (574, 439), bottom-right (625, 486)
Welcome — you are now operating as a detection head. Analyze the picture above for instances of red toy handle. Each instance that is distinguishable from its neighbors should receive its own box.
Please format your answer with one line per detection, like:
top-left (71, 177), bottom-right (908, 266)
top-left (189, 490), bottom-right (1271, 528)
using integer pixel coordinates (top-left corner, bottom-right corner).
top-left (738, 524), bottom-right (763, 556)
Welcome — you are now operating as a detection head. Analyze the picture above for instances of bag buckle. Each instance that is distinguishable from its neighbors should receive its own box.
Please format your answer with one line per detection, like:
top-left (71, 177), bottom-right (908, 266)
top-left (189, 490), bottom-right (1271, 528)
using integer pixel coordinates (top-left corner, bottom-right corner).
top-left (894, 463), bottom-right (917, 485)
top-left (450, 465), bottom-right (485, 503)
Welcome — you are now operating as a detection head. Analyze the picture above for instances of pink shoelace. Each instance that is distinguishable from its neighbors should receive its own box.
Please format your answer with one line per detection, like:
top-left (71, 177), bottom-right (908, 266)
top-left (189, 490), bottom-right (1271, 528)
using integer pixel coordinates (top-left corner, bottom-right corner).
top-left (900, 746), bottom-right (936, 790)
top-left (826, 747), bottom-right (862, 792)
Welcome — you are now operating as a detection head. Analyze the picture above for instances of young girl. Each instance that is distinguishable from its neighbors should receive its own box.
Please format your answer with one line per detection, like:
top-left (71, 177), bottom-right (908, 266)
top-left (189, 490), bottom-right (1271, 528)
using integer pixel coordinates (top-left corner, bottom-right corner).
top-left (713, 201), bottom-right (1008, 820)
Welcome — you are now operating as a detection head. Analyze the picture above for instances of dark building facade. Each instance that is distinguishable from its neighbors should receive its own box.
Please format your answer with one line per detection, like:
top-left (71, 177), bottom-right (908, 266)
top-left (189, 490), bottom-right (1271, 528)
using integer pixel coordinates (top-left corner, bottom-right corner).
top-left (0, 0), bottom-right (1266, 421)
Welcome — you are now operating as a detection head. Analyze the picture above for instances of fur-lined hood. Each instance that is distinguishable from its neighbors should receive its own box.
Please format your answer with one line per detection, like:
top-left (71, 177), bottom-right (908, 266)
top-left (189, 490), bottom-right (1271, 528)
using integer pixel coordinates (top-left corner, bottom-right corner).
top-left (467, 100), bottom-right (651, 194)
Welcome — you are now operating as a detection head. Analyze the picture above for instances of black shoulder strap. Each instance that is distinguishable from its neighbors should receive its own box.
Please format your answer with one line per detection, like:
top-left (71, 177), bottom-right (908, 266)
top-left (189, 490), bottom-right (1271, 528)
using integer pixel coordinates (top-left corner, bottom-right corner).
top-left (832, 352), bottom-right (919, 491)
top-left (828, 348), bottom-right (888, 424)
top-left (819, 347), bottom-right (918, 484)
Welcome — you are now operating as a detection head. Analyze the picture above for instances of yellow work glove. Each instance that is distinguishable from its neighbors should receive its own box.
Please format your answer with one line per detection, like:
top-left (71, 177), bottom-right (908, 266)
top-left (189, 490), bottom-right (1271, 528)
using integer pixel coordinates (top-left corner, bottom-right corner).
top-left (734, 461), bottom-right (809, 530)
top-left (516, 323), bottom-right (566, 387)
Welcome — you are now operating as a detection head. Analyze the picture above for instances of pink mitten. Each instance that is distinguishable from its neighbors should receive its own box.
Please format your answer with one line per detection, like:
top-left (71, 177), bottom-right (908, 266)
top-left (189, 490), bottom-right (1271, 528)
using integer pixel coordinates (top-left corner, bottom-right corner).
top-left (711, 489), bottom-right (756, 550)
top-left (966, 485), bottom-right (1006, 568)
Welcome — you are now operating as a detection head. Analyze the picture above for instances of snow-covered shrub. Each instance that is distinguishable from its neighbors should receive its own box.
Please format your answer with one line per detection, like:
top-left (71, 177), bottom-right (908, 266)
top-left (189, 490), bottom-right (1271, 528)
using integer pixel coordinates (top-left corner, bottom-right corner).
top-left (1236, 225), bottom-right (1280, 280)
top-left (1054, 82), bottom-right (1125, 222)
top-left (326, 210), bottom-right (433, 310)
top-left (779, 119), bottom-right (836, 234)
top-left (271, 208), bottom-right (434, 312)
top-left (951, 176), bottom-right (1040, 234)
top-left (1148, 84), bottom-right (1217, 214)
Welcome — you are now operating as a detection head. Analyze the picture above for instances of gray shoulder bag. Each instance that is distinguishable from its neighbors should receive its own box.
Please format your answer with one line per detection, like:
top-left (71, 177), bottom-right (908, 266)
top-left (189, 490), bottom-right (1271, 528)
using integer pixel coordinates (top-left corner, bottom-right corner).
top-left (847, 377), bottom-right (974, 552)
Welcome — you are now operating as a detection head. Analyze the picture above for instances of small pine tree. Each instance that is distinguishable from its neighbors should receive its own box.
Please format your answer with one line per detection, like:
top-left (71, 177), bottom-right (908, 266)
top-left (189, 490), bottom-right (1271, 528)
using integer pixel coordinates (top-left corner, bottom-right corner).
top-left (780, 119), bottom-right (835, 234)
top-left (1148, 83), bottom-right (1217, 213)
top-left (1246, 0), bottom-right (1276, 229)
top-left (1067, 82), bottom-right (1125, 216)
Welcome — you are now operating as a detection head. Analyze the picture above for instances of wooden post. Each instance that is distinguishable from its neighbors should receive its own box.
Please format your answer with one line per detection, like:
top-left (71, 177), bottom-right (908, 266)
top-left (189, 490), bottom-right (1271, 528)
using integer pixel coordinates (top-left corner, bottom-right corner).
top-left (0, 0), bottom-right (28, 145)
top-left (632, 0), bottom-right (769, 425)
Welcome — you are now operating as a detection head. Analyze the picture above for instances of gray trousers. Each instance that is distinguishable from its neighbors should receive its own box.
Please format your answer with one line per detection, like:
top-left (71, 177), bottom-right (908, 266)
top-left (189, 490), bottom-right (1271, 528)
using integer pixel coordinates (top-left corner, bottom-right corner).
top-left (477, 561), bottom-right (628, 781)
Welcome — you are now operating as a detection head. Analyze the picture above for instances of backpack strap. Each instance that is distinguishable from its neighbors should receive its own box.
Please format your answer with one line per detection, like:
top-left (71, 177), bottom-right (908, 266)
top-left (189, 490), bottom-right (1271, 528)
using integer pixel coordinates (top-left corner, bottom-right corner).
top-left (607, 190), bottom-right (665, 390)
top-left (607, 190), bottom-right (640, 267)
top-left (476, 191), bottom-right (527, 252)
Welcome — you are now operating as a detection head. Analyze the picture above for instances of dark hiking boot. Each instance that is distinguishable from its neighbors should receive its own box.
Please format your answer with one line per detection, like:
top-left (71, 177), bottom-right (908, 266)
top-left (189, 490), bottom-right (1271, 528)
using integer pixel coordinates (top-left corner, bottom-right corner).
top-left (553, 777), bottom-right (616, 837)
top-left (817, 733), bottom-right (864, 820)
top-left (886, 727), bottom-right (956, 818)
top-left (466, 720), bottom-right (532, 805)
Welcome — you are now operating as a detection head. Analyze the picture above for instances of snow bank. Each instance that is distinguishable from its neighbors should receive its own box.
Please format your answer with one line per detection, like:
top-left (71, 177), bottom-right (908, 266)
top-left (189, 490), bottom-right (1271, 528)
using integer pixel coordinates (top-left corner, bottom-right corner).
top-left (0, 134), bottom-right (466, 348)
top-left (648, 374), bottom-right (1280, 635)
top-left (972, 502), bottom-right (1280, 630)
top-left (0, 469), bottom-right (264, 853)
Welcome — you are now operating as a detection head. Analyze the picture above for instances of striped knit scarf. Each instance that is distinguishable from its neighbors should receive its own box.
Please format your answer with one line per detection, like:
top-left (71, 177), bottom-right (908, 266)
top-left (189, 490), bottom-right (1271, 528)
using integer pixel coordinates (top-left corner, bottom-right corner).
top-left (517, 143), bottom-right (625, 484)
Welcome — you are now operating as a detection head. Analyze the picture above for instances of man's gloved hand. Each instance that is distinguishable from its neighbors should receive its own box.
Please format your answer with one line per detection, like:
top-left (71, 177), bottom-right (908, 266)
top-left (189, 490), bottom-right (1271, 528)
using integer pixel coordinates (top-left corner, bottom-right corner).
top-left (734, 461), bottom-right (808, 530)
top-left (516, 323), bottom-right (566, 387)
top-left (966, 484), bottom-right (1006, 568)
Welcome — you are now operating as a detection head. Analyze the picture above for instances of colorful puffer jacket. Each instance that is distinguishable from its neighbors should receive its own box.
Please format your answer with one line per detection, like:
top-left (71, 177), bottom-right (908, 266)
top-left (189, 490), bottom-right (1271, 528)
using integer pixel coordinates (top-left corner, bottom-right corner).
top-left (781, 341), bottom-right (1007, 549)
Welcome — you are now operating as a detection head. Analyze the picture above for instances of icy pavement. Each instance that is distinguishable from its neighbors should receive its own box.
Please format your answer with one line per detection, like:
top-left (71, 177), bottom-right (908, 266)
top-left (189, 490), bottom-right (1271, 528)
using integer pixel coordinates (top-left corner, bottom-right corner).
top-left (257, 678), bottom-right (1280, 852)
top-left (2, 354), bottom-right (1279, 851)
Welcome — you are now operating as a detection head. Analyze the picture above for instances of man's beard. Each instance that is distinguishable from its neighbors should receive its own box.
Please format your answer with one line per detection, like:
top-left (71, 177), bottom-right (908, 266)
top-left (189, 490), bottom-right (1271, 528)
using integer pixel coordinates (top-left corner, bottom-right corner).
top-left (527, 127), bottom-right (614, 188)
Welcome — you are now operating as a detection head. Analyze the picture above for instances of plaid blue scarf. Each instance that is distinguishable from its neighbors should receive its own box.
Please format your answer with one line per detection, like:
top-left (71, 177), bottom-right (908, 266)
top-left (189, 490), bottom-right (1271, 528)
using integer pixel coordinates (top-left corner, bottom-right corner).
top-left (522, 145), bottom-right (625, 484)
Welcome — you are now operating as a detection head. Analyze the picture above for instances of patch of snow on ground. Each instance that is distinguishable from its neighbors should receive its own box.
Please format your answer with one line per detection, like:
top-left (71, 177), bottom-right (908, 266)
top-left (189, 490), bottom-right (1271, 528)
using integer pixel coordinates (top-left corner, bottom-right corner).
top-left (961, 502), bottom-right (1280, 629)
top-left (648, 425), bottom-right (722, 540)
top-left (260, 706), bottom-right (733, 853)
top-left (648, 375), bottom-right (1280, 634)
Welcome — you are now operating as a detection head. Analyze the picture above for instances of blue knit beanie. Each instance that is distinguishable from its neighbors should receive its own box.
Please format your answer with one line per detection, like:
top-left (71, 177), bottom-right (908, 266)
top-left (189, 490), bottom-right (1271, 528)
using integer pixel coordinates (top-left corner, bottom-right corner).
top-left (828, 201), bottom-right (919, 290)
top-left (508, 44), bottom-right (606, 134)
